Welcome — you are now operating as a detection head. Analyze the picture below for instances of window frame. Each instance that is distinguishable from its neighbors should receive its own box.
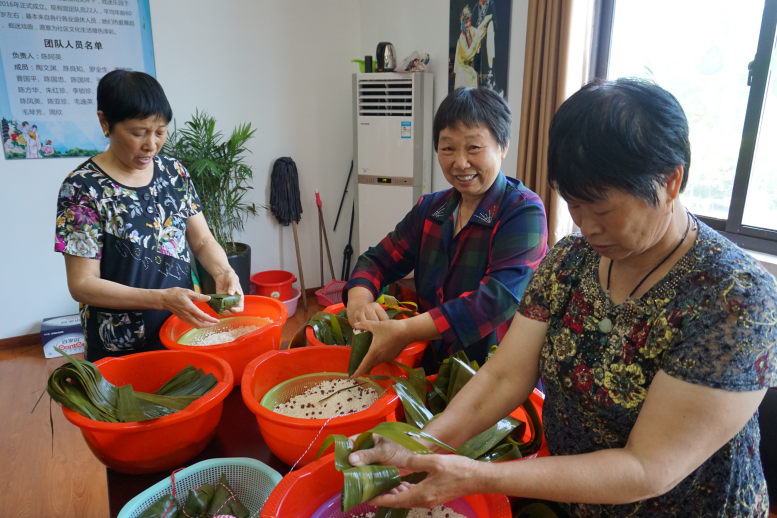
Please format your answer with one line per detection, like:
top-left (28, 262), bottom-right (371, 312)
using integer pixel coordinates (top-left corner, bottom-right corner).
top-left (595, 0), bottom-right (777, 255)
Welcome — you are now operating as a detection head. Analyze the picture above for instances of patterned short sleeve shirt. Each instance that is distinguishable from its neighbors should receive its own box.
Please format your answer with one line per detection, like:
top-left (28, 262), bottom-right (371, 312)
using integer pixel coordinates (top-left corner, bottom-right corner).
top-left (520, 222), bottom-right (777, 517)
top-left (55, 155), bottom-right (201, 361)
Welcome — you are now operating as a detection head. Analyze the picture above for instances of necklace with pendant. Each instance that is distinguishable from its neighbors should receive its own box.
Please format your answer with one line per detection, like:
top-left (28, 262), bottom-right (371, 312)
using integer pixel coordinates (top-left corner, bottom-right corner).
top-left (598, 210), bottom-right (696, 334)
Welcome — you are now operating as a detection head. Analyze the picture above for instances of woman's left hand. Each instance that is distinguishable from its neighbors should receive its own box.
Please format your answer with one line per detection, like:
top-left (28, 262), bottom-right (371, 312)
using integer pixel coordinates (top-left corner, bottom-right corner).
top-left (214, 269), bottom-right (244, 316)
top-left (369, 454), bottom-right (482, 509)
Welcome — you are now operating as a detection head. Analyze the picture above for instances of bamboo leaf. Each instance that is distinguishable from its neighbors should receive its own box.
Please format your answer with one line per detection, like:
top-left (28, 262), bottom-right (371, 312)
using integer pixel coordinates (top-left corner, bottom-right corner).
top-left (137, 494), bottom-right (178, 518)
top-left (205, 293), bottom-right (241, 317)
top-left (341, 465), bottom-right (401, 512)
top-left (117, 384), bottom-right (147, 422)
top-left (316, 434), bottom-right (353, 471)
top-left (455, 416), bottom-right (521, 459)
top-left (348, 330), bottom-right (373, 376)
top-left (352, 422), bottom-right (432, 454)
top-left (182, 484), bottom-right (215, 517)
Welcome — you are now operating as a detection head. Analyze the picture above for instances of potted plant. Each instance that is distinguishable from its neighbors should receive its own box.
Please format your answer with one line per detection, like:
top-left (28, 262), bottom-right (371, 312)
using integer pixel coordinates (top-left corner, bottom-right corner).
top-left (163, 110), bottom-right (262, 295)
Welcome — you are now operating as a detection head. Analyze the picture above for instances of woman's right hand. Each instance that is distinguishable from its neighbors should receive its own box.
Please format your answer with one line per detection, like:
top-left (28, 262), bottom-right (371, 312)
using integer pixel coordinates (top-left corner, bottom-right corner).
top-left (160, 287), bottom-right (220, 328)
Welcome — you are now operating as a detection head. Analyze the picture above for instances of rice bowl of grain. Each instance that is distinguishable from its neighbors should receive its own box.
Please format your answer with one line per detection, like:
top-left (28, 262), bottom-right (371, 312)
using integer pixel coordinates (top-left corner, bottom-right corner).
top-left (242, 347), bottom-right (404, 467)
top-left (160, 295), bottom-right (288, 386)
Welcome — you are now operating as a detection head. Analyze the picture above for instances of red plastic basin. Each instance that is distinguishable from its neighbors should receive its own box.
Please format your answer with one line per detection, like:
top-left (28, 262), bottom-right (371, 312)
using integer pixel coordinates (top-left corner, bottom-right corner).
top-left (160, 295), bottom-right (287, 386)
top-left (241, 347), bottom-right (404, 467)
top-left (61, 350), bottom-right (234, 474)
top-left (260, 452), bottom-right (511, 518)
top-left (251, 270), bottom-right (297, 300)
top-left (305, 302), bottom-right (429, 368)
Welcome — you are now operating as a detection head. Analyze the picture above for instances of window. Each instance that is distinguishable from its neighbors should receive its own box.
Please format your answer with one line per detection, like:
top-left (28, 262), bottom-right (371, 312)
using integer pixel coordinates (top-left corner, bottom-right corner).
top-left (598, 0), bottom-right (777, 253)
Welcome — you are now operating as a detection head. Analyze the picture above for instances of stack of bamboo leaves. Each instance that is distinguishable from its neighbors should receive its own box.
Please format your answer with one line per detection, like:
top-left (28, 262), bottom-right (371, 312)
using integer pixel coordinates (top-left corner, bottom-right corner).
top-left (317, 350), bottom-right (543, 517)
top-left (44, 349), bottom-right (218, 423)
top-left (138, 473), bottom-right (250, 518)
top-left (288, 296), bottom-right (416, 376)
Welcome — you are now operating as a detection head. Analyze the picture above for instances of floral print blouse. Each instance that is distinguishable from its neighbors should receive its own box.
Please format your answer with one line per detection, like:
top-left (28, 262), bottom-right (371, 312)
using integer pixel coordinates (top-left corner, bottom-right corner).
top-left (519, 222), bottom-right (776, 517)
top-left (55, 155), bottom-right (201, 361)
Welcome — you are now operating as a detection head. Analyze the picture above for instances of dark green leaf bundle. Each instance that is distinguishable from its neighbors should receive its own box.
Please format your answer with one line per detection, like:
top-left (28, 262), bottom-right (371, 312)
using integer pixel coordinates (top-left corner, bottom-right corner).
top-left (205, 293), bottom-right (241, 317)
top-left (44, 349), bottom-right (217, 423)
top-left (140, 473), bottom-right (250, 518)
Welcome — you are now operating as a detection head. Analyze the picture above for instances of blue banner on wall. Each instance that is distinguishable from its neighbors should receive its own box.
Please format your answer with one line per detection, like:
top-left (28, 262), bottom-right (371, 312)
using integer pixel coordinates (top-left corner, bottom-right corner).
top-left (0, 0), bottom-right (155, 160)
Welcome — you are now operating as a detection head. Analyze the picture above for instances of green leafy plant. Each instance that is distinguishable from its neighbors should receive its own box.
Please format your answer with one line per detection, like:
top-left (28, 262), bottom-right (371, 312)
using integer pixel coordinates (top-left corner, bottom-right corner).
top-left (162, 110), bottom-right (262, 255)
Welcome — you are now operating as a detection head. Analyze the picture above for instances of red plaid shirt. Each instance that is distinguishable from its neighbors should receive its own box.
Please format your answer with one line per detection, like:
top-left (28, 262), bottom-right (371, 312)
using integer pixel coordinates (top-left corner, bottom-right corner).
top-left (344, 172), bottom-right (547, 364)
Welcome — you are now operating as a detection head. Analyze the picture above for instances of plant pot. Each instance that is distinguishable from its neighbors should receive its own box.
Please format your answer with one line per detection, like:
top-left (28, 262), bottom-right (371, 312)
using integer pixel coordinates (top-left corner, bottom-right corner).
top-left (195, 242), bottom-right (252, 295)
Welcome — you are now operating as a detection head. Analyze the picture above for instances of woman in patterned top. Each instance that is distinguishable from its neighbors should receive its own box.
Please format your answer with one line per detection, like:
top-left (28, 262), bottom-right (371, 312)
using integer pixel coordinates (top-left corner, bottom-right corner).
top-left (345, 88), bottom-right (547, 377)
top-left (55, 70), bottom-right (243, 362)
top-left (349, 79), bottom-right (776, 517)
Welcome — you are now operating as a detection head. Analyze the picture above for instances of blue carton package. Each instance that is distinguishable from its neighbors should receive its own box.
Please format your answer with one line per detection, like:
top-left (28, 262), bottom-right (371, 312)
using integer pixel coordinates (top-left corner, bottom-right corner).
top-left (41, 314), bottom-right (85, 359)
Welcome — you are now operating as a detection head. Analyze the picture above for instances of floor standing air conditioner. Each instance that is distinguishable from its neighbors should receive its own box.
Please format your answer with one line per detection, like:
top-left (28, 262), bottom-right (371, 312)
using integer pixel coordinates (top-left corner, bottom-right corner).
top-left (352, 72), bottom-right (433, 258)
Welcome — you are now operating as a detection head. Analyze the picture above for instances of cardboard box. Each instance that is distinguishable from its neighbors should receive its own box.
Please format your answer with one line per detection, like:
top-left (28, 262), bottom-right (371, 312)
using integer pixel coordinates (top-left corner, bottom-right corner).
top-left (41, 314), bottom-right (85, 359)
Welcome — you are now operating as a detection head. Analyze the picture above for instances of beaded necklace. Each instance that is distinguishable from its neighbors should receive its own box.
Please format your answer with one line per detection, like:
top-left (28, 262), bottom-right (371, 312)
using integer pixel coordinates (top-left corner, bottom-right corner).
top-left (598, 210), bottom-right (696, 334)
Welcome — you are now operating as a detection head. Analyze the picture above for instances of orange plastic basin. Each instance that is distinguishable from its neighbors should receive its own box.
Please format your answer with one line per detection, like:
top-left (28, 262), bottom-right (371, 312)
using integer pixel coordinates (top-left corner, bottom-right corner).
top-left (160, 295), bottom-right (287, 386)
top-left (61, 350), bottom-right (234, 474)
top-left (305, 302), bottom-right (429, 368)
top-left (260, 452), bottom-right (511, 518)
top-left (241, 347), bottom-right (404, 467)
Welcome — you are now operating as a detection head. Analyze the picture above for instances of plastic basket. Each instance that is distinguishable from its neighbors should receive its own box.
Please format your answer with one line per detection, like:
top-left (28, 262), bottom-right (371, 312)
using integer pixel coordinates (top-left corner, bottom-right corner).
top-left (118, 457), bottom-right (282, 518)
top-left (160, 295), bottom-right (288, 386)
top-left (241, 347), bottom-right (404, 467)
top-left (61, 350), bottom-right (234, 474)
top-left (311, 493), bottom-right (479, 518)
top-left (260, 453), bottom-right (511, 518)
top-left (315, 280), bottom-right (347, 306)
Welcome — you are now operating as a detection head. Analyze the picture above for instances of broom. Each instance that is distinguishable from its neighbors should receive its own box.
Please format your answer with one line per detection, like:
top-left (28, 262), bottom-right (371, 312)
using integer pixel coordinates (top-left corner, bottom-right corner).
top-left (270, 157), bottom-right (308, 311)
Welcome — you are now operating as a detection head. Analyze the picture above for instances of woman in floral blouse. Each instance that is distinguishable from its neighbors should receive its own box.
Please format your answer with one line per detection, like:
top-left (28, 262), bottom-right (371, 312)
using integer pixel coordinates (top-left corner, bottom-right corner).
top-left (55, 70), bottom-right (243, 362)
top-left (350, 79), bottom-right (776, 516)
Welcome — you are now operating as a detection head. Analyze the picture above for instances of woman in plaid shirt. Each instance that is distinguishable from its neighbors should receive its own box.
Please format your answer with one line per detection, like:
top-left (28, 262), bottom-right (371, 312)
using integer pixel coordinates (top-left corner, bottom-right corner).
top-left (345, 87), bottom-right (548, 377)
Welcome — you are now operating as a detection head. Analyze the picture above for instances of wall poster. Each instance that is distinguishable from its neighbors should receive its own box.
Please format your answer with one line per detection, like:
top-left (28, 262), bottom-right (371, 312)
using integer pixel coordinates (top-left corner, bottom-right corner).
top-left (448, 0), bottom-right (512, 98)
top-left (0, 0), bottom-right (155, 160)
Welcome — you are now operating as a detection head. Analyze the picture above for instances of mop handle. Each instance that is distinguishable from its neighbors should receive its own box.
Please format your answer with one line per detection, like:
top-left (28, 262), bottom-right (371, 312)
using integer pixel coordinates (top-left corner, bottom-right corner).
top-left (315, 191), bottom-right (322, 208)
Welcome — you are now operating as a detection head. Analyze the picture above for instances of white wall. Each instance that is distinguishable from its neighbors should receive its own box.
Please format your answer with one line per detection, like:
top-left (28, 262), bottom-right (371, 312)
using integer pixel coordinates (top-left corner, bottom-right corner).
top-left (0, 0), bottom-right (361, 339)
top-left (0, 0), bottom-right (533, 339)
top-left (359, 0), bottom-right (530, 190)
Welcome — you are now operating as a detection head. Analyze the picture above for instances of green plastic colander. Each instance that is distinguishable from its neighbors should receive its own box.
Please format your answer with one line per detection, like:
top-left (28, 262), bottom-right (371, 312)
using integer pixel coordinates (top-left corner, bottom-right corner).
top-left (117, 457), bottom-right (282, 518)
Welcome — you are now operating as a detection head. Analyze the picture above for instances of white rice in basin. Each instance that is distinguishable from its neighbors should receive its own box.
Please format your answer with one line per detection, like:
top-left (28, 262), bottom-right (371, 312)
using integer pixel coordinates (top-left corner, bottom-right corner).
top-left (272, 378), bottom-right (380, 419)
top-left (357, 506), bottom-right (467, 518)
top-left (188, 317), bottom-right (273, 346)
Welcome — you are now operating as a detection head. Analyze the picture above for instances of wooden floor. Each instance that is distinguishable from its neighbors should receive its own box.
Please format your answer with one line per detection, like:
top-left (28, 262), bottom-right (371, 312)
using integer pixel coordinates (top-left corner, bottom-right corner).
top-left (4, 302), bottom-right (777, 518)
top-left (1, 303), bottom-right (321, 518)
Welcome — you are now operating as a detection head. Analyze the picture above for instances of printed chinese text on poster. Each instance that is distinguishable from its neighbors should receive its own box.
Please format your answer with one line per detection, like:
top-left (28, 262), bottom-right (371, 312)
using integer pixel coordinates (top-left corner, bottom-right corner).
top-left (0, 0), bottom-right (155, 160)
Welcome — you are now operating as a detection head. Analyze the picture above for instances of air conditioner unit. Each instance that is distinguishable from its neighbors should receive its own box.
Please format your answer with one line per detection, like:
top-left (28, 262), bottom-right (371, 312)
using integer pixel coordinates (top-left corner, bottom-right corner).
top-left (352, 72), bottom-right (433, 257)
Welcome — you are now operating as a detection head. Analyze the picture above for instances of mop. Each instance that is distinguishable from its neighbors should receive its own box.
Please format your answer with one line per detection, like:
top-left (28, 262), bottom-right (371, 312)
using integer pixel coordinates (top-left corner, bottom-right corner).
top-left (270, 157), bottom-right (308, 311)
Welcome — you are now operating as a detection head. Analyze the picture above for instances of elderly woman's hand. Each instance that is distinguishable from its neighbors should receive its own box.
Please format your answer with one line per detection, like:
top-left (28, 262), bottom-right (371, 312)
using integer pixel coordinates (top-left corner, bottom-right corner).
top-left (348, 302), bottom-right (390, 324)
top-left (347, 433), bottom-right (415, 473)
top-left (370, 454), bottom-right (482, 509)
top-left (161, 287), bottom-right (219, 328)
top-left (350, 318), bottom-right (409, 378)
top-left (214, 269), bottom-right (244, 316)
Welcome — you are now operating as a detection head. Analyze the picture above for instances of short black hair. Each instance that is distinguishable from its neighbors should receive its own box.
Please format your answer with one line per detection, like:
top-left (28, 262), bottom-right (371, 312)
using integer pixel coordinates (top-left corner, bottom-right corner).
top-left (433, 87), bottom-right (511, 151)
top-left (547, 78), bottom-right (690, 205)
top-left (97, 70), bottom-right (173, 130)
